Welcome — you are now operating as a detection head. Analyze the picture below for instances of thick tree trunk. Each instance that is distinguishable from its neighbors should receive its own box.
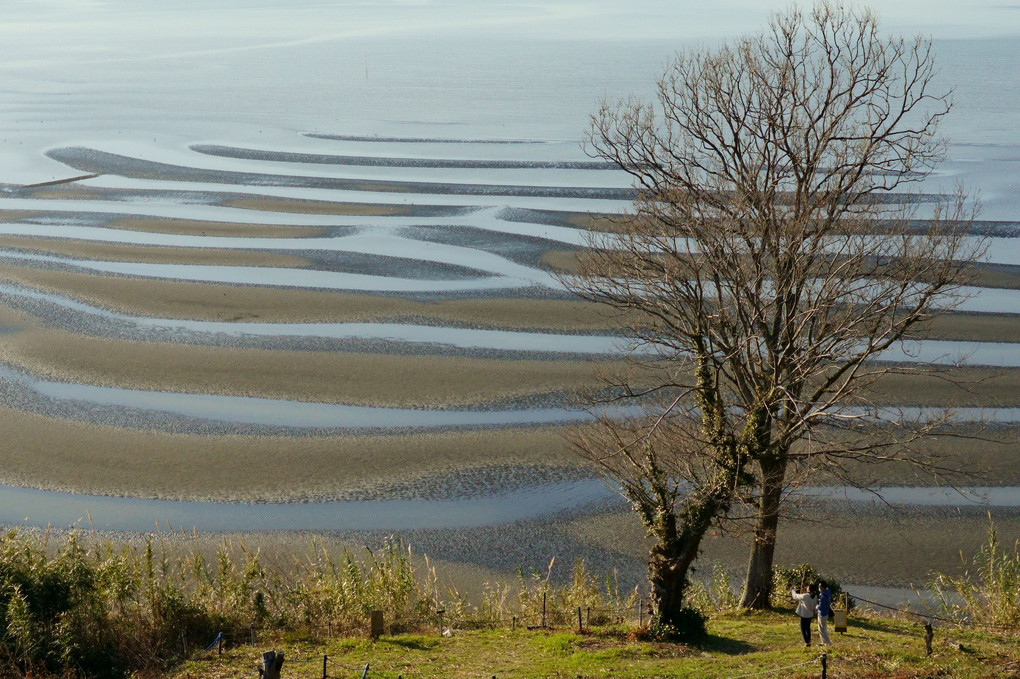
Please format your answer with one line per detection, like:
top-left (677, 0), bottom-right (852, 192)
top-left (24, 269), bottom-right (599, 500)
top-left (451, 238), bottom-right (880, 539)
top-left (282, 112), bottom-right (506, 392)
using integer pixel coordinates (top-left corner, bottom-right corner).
top-left (738, 458), bottom-right (786, 609)
top-left (644, 480), bottom-right (726, 629)
top-left (647, 533), bottom-right (700, 627)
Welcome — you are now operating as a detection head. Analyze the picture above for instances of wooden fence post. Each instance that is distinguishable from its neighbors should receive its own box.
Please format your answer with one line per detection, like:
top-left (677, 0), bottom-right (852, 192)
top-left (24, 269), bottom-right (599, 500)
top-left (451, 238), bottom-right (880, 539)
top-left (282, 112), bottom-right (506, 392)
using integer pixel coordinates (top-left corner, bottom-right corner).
top-left (820, 652), bottom-right (827, 679)
top-left (924, 622), bottom-right (934, 656)
top-left (259, 650), bottom-right (284, 679)
top-left (370, 611), bottom-right (384, 639)
top-left (218, 633), bottom-right (224, 657)
top-left (437, 609), bottom-right (445, 636)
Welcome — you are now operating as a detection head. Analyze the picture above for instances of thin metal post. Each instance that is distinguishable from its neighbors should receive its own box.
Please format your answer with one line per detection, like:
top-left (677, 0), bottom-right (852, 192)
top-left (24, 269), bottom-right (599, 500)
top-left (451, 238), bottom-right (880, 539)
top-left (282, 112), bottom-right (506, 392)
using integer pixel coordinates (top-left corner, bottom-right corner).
top-left (542, 592), bottom-right (547, 628)
top-left (820, 652), bottom-right (827, 679)
top-left (577, 607), bottom-right (583, 633)
top-left (322, 654), bottom-right (327, 679)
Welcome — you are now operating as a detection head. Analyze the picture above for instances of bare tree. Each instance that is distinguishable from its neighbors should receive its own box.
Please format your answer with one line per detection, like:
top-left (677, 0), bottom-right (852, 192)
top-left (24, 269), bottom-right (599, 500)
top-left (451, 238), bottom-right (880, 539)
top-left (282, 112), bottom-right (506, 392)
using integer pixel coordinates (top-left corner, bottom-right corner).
top-left (566, 1), bottom-right (983, 616)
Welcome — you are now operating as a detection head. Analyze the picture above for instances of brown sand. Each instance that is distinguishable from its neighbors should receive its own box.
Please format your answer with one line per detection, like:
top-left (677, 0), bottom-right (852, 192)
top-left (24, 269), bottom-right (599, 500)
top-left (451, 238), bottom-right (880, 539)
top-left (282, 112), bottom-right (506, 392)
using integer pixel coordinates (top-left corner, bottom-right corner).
top-left (0, 235), bottom-right (309, 267)
top-left (544, 248), bottom-right (1020, 290)
top-left (5, 169), bottom-right (1016, 595)
top-left (1, 309), bottom-right (1017, 406)
top-left (108, 217), bottom-right (328, 238)
top-left (0, 410), bottom-right (576, 501)
top-left (0, 210), bottom-right (42, 223)
top-left (222, 198), bottom-right (421, 215)
top-left (0, 266), bottom-right (613, 328)
top-left (559, 507), bottom-right (1020, 587)
top-left (0, 328), bottom-right (610, 405)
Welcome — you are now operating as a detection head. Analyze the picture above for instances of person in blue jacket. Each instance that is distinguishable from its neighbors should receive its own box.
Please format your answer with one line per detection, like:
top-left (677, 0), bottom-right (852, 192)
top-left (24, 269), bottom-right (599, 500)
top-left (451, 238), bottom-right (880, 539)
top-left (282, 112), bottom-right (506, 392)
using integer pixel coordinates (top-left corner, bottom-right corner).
top-left (817, 580), bottom-right (833, 646)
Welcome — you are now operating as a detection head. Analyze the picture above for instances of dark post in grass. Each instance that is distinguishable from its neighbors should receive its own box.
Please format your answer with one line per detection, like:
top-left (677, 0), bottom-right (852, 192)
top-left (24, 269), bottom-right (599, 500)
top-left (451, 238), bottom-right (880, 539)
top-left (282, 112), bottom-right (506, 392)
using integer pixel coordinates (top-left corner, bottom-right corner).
top-left (924, 622), bottom-right (934, 656)
top-left (370, 610), bottom-right (384, 639)
top-left (259, 650), bottom-right (284, 679)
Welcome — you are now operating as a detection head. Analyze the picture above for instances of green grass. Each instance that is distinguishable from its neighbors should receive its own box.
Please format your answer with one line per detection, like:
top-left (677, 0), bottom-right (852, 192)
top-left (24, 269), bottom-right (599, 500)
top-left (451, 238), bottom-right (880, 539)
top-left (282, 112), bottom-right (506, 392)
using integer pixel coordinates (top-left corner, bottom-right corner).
top-left (169, 611), bottom-right (1020, 679)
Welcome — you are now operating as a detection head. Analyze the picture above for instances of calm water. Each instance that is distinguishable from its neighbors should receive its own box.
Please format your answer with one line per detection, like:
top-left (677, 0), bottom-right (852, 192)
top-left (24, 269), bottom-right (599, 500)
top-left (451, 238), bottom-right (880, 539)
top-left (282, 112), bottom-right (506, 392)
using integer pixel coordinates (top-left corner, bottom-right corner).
top-left (1, 481), bottom-right (1016, 533)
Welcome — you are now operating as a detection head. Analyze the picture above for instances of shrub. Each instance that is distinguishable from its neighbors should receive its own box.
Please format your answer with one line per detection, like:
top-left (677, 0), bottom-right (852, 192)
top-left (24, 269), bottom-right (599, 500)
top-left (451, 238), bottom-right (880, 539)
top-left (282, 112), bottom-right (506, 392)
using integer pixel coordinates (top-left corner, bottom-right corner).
top-left (771, 563), bottom-right (849, 610)
top-left (928, 515), bottom-right (1020, 630)
top-left (0, 530), bottom-right (641, 677)
top-left (636, 607), bottom-right (707, 642)
top-left (689, 563), bottom-right (739, 613)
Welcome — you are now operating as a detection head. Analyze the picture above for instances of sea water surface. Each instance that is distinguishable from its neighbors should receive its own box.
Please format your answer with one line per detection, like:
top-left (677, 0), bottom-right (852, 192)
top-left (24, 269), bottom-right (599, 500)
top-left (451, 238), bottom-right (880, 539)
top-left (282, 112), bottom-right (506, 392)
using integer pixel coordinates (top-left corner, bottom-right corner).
top-left (0, 1), bottom-right (1017, 530)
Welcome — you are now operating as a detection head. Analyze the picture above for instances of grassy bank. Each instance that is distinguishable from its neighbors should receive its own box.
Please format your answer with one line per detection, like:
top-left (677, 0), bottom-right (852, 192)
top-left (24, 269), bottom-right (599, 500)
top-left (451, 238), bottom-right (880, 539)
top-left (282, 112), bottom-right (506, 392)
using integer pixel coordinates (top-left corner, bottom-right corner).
top-left (168, 613), bottom-right (1020, 679)
top-left (1, 524), bottom-right (1018, 678)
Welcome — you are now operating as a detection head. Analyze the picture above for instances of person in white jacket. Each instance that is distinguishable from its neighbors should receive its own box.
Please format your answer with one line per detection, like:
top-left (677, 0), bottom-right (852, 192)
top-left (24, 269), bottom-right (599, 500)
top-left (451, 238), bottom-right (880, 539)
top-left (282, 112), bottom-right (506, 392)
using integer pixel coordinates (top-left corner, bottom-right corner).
top-left (792, 584), bottom-right (819, 647)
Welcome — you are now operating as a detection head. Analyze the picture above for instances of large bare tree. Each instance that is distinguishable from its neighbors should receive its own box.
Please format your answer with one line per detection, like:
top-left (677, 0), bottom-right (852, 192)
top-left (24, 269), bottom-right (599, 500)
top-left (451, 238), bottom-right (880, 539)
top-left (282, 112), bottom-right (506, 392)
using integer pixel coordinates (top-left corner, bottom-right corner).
top-left (566, 1), bottom-right (982, 619)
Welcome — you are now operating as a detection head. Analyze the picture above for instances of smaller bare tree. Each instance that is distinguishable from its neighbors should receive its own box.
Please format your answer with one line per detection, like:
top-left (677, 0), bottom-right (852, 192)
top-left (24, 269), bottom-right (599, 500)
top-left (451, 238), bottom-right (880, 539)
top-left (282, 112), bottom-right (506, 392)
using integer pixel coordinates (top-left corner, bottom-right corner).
top-left (570, 358), bottom-right (757, 632)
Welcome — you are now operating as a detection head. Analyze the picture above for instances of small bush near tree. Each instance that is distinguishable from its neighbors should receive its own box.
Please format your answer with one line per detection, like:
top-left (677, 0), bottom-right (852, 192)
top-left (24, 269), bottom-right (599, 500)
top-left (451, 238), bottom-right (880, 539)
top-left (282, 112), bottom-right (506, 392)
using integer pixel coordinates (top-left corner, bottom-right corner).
top-left (770, 563), bottom-right (848, 609)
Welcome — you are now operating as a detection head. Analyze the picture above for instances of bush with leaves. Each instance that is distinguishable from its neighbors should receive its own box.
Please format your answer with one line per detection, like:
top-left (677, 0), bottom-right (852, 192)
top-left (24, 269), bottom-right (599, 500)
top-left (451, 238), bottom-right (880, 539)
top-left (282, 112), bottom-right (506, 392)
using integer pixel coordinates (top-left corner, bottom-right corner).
top-left (770, 563), bottom-right (849, 610)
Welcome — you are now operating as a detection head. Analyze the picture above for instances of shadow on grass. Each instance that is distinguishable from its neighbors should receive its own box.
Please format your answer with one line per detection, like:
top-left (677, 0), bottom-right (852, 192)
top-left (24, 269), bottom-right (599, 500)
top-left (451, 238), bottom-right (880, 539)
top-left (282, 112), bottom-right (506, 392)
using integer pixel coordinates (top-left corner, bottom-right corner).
top-left (698, 633), bottom-right (757, 655)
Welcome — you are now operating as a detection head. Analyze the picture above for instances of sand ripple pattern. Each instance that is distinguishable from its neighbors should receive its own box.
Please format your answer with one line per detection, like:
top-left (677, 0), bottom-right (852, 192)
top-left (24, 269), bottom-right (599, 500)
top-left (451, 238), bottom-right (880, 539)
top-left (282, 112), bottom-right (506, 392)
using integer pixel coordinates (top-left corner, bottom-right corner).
top-left (0, 137), bottom-right (1017, 433)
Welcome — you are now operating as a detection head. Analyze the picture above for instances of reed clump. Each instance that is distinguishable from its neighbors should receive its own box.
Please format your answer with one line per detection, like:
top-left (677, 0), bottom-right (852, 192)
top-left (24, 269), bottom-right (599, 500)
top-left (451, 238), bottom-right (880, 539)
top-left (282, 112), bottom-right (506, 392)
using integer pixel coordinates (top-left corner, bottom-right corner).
top-left (0, 530), bottom-right (634, 677)
top-left (929, 515), bottom-right (1020, 630)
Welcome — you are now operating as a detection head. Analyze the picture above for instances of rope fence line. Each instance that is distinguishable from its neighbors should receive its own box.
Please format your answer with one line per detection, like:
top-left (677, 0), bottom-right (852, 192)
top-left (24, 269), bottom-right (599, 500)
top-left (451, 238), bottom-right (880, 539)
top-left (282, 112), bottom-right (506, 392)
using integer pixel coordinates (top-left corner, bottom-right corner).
top-left (187, 631), bottom-right (224, 662)
top-left (847, 591), bottom-right (1020, 635)
top-left (847, 592), bottom-right (958, 624)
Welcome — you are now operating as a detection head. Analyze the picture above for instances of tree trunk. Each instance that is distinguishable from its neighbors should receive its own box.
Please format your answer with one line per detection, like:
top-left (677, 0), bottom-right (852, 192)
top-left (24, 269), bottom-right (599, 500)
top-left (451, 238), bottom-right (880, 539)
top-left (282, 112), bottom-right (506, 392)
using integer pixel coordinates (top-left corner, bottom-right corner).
top-left (644, 479), bottom-right (726, 629)
top-left (647, 535), bottom-right (699, 627)
top-left (739, 458), bottom-right (786, 609)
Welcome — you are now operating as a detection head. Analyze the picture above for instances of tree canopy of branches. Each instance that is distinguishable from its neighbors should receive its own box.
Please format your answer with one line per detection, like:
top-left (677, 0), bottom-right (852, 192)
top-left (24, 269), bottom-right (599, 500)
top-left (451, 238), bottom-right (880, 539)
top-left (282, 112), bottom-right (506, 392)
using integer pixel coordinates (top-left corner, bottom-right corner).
top-left (566, 1), bottom-right (981, 625)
